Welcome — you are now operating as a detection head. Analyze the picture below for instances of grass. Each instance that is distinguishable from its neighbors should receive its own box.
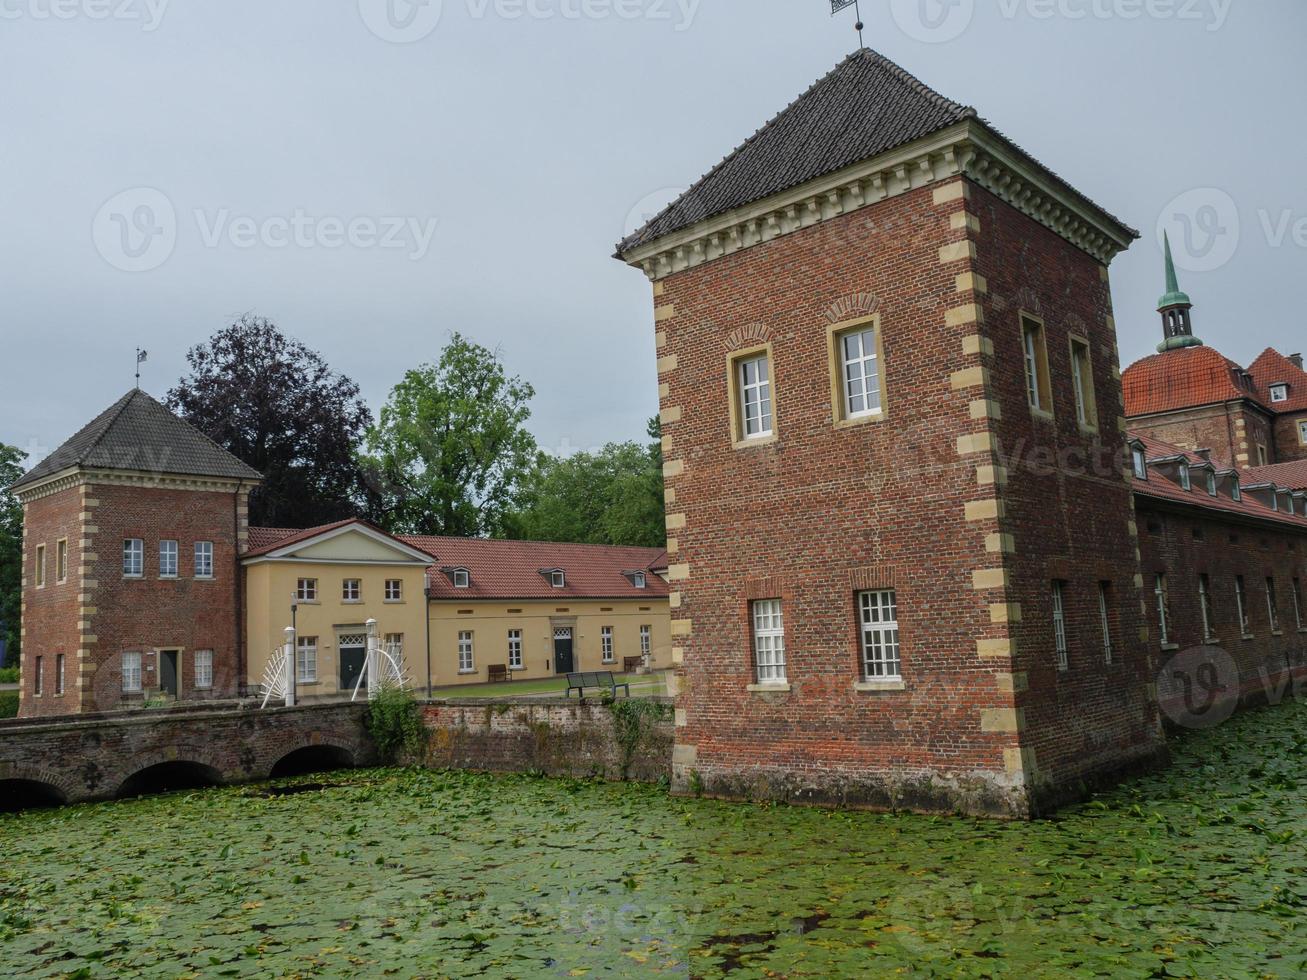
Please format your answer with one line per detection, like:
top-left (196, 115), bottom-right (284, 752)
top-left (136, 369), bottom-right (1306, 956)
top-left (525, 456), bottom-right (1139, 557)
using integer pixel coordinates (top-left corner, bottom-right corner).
top-left (3, 696), bottom-right (1307, 976)
top-left (426, 670), bottom-right (668, 699)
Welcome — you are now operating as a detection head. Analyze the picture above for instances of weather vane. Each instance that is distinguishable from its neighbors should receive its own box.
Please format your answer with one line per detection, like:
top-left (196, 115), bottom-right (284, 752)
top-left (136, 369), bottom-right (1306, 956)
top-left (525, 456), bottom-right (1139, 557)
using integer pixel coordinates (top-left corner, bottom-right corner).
top-left (135, 348), bottom-right (148, 389)
top-left (830, 0), bottom-right (866, 49)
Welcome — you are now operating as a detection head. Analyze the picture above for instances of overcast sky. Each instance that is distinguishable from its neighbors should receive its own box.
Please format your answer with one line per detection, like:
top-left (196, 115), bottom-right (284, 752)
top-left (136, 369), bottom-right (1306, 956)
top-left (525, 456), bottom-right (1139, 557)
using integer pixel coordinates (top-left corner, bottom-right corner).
top-left (2, 0), bottom-right (1303, 469)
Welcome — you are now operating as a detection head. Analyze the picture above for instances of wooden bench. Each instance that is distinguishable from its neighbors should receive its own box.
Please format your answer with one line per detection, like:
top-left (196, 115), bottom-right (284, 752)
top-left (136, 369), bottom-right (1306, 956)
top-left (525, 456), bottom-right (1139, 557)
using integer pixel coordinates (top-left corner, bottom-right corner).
top-left (623, 656), bottom-right (644, 673)
top-left (565, 671), bottom-right (630, 700)
top-left (487, 664), bottom-right (510, 684)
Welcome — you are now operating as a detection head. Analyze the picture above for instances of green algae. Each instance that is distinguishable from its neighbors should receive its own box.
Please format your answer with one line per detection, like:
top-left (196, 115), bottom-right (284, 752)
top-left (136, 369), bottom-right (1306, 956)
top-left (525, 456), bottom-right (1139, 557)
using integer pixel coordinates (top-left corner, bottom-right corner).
top-left (3, 698), bottom-right (1307, 978)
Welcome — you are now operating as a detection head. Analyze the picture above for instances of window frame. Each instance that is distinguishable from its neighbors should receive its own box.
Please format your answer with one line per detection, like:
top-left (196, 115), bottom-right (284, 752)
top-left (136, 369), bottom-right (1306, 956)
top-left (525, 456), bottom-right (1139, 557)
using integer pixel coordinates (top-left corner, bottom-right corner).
top-left (1068, 334), bottom-right (1097, 432)
top-left (1097, 581), bottom-right (1113, 664)
top-left (600, 626), bottom-right (614, 664)
top-left (858, 590), bottom-right (902, 681)
top-left (122, 538), bottom-right (144, 578)
top-left (385, 579), bottom-right (403, 602)
top-left (458, 631), bottom-right (475, 674)
top-left (122, 651), bottom-right (142, 693)
top-left (1155, 573), bottom-right (1171, 647)
top-left (727, 343), bottom-right (776, 447)
top-left (1020, 312), bottom-right (1053, 418)
top-left (1199, 573), bottom-right (1217, 642)
top-left (550, 570), bottom-right (566, 589)
top-left (194, 650), bottom-right (213, 690)
top-left (1235, 576), bottom-right (1251, 636)
top-left (54, 653), bottom-right (64, 696)
top-left (1206, 470), bottom-right (1218, 497)
top-left (640, 624), bottom-right (652, 662)
top-left (827, 315), bottom-right (887, 427)
top-left (1131, 447), bottom-right (1147, 481)
top-left (1271, 384), bottom-right (1289, 403)
top-left (453, 568), bottom-right (470, 589)
top-left (194, 541), bottom-right (214, 580)
top-left (296, 578), bottom-right (318, 602)
top-left (56, 538), bottom-right (68, 584)
top-left (35, 543), bottom-right (46, 588)
top-left (1266, 577), bottom-right (1281, 633)
top-left (633, 571), bottom-right (646, 589)
top-left (508, 629), bottom-right (523, 669)
top-left (750, 599), bottom-right (787, 685)
top-left (1299, 420), bottom-right (1307, 446)
top-left (159, 539), bottom-right (179, 579)
top-left (1256, 444), bottom-right (1269, 467)
top-left (296, 636), bottom-right (318, 684)
top-left (342, 578), bottom-right (362, 602)
top-left (1178, 464), bottom-right (1191, 491)
top-left (1293, 578), bottom-right (1304, 630)
top-left (33, 655), bottom-right (43, 696)
top-left (385, 633), bottom-right (404, 660)
top-left (1052, 581), bottom-right (1069, 671)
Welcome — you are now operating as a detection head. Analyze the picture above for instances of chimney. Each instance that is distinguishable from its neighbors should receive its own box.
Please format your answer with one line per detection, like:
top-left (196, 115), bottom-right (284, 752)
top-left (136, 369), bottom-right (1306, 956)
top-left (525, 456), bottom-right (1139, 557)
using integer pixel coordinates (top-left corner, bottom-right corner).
top-left (1290, 353), bottom-right (1304, 370)
top-left (1195, 448), bottom-right (1212, 462)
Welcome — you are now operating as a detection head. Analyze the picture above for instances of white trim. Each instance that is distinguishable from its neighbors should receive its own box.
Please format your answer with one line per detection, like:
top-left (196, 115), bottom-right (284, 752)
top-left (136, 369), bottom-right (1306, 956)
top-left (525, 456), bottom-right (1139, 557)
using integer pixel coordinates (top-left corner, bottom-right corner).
top-left (254, 521), bottom-right (436, 565)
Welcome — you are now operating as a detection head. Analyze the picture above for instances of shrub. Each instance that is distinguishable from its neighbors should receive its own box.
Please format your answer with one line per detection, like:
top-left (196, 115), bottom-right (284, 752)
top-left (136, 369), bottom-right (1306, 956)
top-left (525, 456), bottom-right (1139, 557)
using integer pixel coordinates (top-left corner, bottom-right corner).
top-left (0, 691), bottom-right (18, 719)
top-left (0, 667), bottom-right (18, 684)
top-left (605, 697), bottom-right (672, 780)
top-left (365, 688), bottom-right (426, 764)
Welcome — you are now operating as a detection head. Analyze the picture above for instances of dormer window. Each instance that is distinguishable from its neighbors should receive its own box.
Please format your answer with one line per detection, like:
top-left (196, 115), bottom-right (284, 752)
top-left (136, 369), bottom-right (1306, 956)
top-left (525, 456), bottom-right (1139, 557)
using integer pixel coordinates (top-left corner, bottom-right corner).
top-left (1206, 471), bottom-right (1218, 497)
top-left (1179, 464), bottom-right (1191, 491)
top-left (1131, 446), bottom-right (1147, 480)
top-left (1271, 384), bottom-right (1289, 403)
top-left (633, 572), bottom-right (646, 589)
top-left (1232, 478), bottom-right (1242, 502)
top-left (544, 569), bottom-right (565, 588)
top-left (453, 568), bottom-right (470, 589)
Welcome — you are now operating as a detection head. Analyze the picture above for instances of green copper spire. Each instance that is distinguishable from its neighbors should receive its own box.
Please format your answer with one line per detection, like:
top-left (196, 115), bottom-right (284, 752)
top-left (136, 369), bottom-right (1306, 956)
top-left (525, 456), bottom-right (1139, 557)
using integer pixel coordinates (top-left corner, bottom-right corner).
top-left (1157, 233), bottom-right (1192, 310)
top-left (1156, 232), bottom-right (1202, 352)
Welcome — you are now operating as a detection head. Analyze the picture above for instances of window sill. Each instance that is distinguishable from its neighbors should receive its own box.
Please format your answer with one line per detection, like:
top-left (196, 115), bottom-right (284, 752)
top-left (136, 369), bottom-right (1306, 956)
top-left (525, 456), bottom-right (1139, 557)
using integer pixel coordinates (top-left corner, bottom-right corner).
top-left (1241, 634), bottom-right (1256, 642)
top-left (833, 411), bottom-right (885, 430)
top-left (195, 577), bottom-right (216, 583)
top-left (1298, 627), bottom-right (1307, 634)
top-left (123, 575), bottom-right (143, 581)
top-left (383, 599), bottom-right (405, 604)
top-left (747, 683), bottom-right (791, 694)
top-left (732, 434), bottom-right (778, 451)
top-left (458, 670), bottom-right (478, 676)
top-left (509, 665), bottom-right (526, 672)
top-left (296, 600), bottom-right (320, 605)
top-left (1028, 407), bottom-right (1055, 423)
top-left (1272, 630), bottom-right (1285, 637)
top-left (1077, 423), bottom-right (1100, 437)
top-left (342, 599), bottom-right (363, 605)
top-left (854, 679), bottom-right (905, 693)
top-left (1160, 643), bottom-right (1180, 652)
top-left (602, 661), bottom-right (616, 666)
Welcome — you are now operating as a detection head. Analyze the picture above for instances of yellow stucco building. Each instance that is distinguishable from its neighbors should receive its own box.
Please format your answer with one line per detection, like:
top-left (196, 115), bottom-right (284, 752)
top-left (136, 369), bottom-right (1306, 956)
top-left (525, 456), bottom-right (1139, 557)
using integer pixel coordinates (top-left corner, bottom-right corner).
top-left (242, 520), bottom-right (671, 698)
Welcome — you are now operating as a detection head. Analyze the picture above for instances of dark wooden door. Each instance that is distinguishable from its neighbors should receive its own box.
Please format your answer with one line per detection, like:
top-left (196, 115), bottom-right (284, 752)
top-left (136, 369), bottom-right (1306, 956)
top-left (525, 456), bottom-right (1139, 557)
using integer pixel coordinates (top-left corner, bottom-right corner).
top-left (553, 629), bottom-right (574, 674)
top-left (159, 651), bottom-right (179, 696)
top-left (339, 646), bottom-right (366, 693)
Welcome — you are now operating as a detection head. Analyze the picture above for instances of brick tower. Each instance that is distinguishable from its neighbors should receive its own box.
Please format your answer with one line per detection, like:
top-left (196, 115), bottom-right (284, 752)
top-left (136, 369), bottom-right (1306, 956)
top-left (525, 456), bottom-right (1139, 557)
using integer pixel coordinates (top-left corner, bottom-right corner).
top-left (616, 50), bottom-right (1167, 817)
top-left (12, 390), bottom-right (260, 717)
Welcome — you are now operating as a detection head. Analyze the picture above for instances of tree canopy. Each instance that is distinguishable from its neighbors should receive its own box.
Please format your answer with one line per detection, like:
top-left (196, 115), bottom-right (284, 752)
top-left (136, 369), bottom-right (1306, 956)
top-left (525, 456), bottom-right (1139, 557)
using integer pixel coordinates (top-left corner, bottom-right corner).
top-left (166, 315), bottom-right (373, 528)
top-left (362, 333), bottom-right (538, 537)
top-left (0, 444), bottom-right (27, 667)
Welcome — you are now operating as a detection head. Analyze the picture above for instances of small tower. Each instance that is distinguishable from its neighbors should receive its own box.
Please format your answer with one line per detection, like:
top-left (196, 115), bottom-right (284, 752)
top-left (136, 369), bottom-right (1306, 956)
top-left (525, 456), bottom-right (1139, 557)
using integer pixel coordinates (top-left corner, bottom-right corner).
top-left (1157, 232), bottom-right (1203, 352)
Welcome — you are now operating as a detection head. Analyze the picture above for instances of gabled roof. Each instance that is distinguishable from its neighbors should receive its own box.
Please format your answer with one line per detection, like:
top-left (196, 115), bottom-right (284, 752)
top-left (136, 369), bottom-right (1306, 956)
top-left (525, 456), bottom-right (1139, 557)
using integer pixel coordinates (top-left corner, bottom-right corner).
top-left (400, 536), bottom-right (670, 601)
top-left (616, 48), bottom-right (1135, 259)
top-left (242, 520), bottom-right (435, 563)
top-left (1246, 460), bottom-right (1307, 493)
top-left (12, 389), bottom-right (261, 491)
top-left (1122, 346), bottom-right (1264, 417)
top-left (1247, 348), bottom-right (1307, 413)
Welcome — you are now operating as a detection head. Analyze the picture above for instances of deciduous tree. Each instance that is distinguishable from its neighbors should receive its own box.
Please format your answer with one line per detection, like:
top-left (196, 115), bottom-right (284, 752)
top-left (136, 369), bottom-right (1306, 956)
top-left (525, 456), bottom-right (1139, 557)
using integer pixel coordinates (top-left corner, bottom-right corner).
top-left (0, 444), bottom-right (26, 668)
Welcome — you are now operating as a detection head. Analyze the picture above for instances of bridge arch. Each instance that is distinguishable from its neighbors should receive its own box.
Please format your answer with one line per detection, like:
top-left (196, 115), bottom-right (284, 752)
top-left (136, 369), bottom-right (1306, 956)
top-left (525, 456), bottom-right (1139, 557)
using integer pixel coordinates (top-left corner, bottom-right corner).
top-left (0, 767), bottom-right (72, 811)
top-left (115, 754), bottom-right (226, 799)
top-left (267, 740), bottom-right (358, 779)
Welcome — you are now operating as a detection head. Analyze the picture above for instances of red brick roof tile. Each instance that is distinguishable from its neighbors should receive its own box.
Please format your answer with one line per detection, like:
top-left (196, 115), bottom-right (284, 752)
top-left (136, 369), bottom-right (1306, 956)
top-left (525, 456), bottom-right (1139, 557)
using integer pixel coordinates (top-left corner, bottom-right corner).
top-left (1247, 348), bottom-right (1307, 412)
top-left (1246, 460), bottom-right (1307, 493)
top-left (1122, 346), bottom-right (1262, 417)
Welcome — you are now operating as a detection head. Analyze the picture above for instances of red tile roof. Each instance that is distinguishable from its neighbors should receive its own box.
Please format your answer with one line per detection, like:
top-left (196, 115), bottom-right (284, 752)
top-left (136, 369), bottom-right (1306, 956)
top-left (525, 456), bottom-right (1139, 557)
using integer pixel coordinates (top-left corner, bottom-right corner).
top-left (1247, 348), bottom-right (1307, 412)
top-left (1246, 460), bottom-right (1307, 493)
top-left (401, 536), bottom-right (670, 601)
top-left (1129, 431), bottom-right (1307, 530)
top-left (1122, 346), bottom-right (1262, 417)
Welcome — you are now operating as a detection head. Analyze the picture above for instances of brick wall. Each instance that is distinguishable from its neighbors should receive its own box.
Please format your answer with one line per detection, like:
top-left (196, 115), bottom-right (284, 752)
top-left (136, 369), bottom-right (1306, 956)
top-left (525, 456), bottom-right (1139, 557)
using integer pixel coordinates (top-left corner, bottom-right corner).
top-left (1272, 411), bottom-right (1307, 464)
top-left (18, 486), bottom-right (85, 718)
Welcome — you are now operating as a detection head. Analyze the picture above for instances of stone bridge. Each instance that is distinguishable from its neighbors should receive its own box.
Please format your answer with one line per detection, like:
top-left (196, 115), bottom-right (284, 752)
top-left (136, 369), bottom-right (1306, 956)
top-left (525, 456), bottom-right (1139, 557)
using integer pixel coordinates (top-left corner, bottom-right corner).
top-left (0, 701), bottom-right (377, 809)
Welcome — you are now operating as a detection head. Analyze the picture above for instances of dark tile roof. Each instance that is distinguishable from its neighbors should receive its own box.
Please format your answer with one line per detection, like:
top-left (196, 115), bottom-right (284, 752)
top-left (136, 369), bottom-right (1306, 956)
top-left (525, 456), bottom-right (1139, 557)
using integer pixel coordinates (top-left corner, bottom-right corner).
top-left (12, 389), bottom-right (261, 491)
top-left (617, 49), bottom-right (974, 255)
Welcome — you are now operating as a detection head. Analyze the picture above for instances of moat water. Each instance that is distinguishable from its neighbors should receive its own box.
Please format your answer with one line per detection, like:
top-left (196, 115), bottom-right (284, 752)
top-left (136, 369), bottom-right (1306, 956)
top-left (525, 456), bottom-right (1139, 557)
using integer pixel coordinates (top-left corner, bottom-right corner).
top-left (3, 699), bottom-right (1306, 978)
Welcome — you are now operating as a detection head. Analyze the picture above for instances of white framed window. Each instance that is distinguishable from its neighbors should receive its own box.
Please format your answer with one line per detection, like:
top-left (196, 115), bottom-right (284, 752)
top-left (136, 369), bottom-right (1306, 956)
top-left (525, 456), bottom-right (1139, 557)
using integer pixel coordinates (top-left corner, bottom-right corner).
top-left (1266, 578), bottom-right (1281, 633)
top-left (35, 544), bottom-right (46, 588)
top-left (453, 568), bottom-right (470, 589)
top-left (508, 629), bottom-right (523, 669)
top-left (122, 651), bottom-right (142, 693)
top-left (550, 570), bottom-right (565, 589)
top-left (1206, 471), bottom-right (1218, 497)
top-left (1155, 574), bottom-right (1170, 647)
top-left (1299, 420), bottom-right (1307, 444)
top-left (385, 634), bottom-right (404, 660)
top-left (1257, 444), bottom-right (1269, 466)
top-left (1178, 464), bottom-right (1191, 491)
top-left (1232, 478), bottom-right (1242, 502)
top-left (385, 579), bottom-right (403, 601)
top-left (195, 650), bottom-right (213, 690)
top-left (1097, 582), bottom-right (1113, 664)
top-left (296, 578), bottom-right (318, 602)
top-left (159, 540), bottom-right (178, 578)
top-left (633, 572), bottom-right (646, 589)
top-left (859, 590), bottom-right (901, 679)
top-left (840, 326), bottom-right (882, 419)
top-left (1236, 576), bottom-right (1250, 635)
top-left (55, 654), bottom-right (64, 696)
top-left (640, 624), bottom-right (652, 662)
top-left (343, 579), bottom-right (361, 602)
top-left (1069, 337), bottom-right (1096, 428)
top-left (56, 539), bottom-right (67, 584)
top-left (600, 626), bottom-right (614, 663)
top-left (458, 631), bottom-right (475, 673)
top-left (296, 637), bottom-right (317, 684)
top-left (1271, 384), bottom-right (1289, 403)
top-left (123, 538), bottom-right (144, 577)
top-left (1293, 578), bottom-right (1304, 629)
top-left (738, 354), bottom-right (773, 438)
top-left (1021, 315), bottom-right (1052, 414)
top-left (1131, 447), bottom-right (1147, 480)
top-left (194, 541), bottom-right (214, 579)
top-left (1199, 574), bottom-right (1216, 642)
top-left (751, 600), bottom-right (786, 684)
top-left (1052, 581), bottom-right (1069, 671)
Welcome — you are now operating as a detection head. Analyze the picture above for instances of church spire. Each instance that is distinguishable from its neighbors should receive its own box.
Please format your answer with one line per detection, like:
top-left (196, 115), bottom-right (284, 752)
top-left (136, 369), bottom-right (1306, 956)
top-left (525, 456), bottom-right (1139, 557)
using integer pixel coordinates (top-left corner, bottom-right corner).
top-left (1157, 232), bottom-right (1202, 353)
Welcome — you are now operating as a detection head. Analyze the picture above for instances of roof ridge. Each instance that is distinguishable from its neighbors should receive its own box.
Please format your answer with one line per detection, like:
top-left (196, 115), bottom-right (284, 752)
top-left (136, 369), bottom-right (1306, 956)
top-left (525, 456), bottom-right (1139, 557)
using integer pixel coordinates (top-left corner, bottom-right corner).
top-left (861, 46), bottom-right (976, 118)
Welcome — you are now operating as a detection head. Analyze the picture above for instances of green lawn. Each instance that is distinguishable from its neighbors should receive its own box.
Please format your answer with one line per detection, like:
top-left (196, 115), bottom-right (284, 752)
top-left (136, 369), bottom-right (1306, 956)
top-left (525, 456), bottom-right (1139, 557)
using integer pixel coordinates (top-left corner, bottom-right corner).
top-left (426, 669), bottom-right (668, 699)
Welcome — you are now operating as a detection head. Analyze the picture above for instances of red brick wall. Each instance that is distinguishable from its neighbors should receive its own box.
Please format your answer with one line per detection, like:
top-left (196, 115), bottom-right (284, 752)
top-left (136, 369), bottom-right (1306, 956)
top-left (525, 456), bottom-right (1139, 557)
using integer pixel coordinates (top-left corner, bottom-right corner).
top-left (79, 483), bottom-right (244, 712)
top-left (18, 486), bottom-right (84, 718)
top-left (1272, 411), bottom-right (1307, 464)
top-left (1127, 402), bottom-right (1275, 470)
top-left (969, 183), bottom-right (1165, 795)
